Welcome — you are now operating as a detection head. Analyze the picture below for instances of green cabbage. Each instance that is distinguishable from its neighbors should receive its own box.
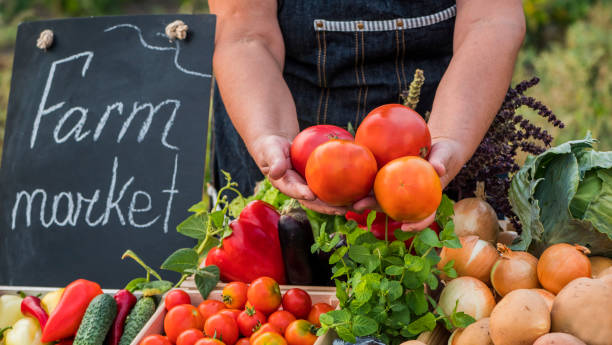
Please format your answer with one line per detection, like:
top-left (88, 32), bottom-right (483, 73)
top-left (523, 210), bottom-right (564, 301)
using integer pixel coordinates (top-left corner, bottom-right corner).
top-left (509, 135), bottom-right (612, 257)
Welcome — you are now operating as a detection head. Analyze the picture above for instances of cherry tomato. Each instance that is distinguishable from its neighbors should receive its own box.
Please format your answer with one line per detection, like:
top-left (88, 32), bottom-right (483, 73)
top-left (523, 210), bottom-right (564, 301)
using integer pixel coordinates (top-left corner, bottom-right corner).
top-left (305, 140), bottom-right (378, 206)
top-left (251, 332), bottom-right (287, 345)
top-left (223, 282), bottom-right (249, 309)
top-left (267, 311), bottom-right (296, 334)
top-left (250, 324), bottom-right (281, 343)
top-left (194, 339), bottom-right (226, 345)
top-left (281, 289), bottom-right (311, 319)
top-left (177, 328), bottom-right (205, 345)
top-left (198, 300), bottom-right (226, 323)
top-left (235, 339), bottom-right (251, 345)
top-left (165, 290), bottom-right (191, 311)
top-left (307, 303), bottom-right (334, 327)
top-left (219, 309), bottom-right (242, 323)
top-left (290, 125), bottom-right (354, 177)
top-left (284, 320), bottom-right (317, 345)
top-left (237, 307), bottom-right (267, 337)
top-left (164, 304), bottom-right (204, 343)
top-left (204, 313), bottom-right (239, 345)
top-left (355, 104), bottom-right (431, 167)
top-left (140, 334), bottom-right (172, 345)
top-left (247, 277), bottom-right (282, 315)
top-left (374, 156), bottom-right (442, 222)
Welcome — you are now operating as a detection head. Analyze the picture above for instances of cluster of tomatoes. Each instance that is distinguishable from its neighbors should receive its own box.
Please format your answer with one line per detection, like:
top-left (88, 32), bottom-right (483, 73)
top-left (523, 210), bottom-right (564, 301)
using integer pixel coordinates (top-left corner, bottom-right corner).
top-left (291, 104), bottom-right (442, 222)
top-left (139, 277), bottom-right (334, 345)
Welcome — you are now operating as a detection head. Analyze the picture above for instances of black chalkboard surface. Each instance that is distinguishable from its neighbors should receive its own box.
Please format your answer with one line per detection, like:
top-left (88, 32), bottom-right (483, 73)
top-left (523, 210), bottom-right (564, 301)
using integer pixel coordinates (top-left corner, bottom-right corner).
top-left (0, 15), bottom-right (215, 288)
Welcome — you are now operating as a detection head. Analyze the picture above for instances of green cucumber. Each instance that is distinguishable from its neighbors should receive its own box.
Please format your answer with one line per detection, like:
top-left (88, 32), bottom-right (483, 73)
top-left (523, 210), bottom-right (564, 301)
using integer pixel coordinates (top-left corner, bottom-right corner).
top-left (74, 294), bottom-right (117, 345)
top-left (118, 296), bottom-right (156, 345)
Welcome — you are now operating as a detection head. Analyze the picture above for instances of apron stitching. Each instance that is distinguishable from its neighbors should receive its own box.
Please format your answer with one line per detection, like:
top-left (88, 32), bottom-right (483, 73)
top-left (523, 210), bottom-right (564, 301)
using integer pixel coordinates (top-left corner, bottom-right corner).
top-left (394, 30), bottom-right (402, 103)
top-left (354, 31), bottom-right (362, 126)
top-left (315, 30), bottom-right (323, 124)
top-left (316, 88), bottom-right (324, 125)
top-left (400, 29), bottom-right (408, 91)
top-left (323, 87), bottom-right (330, 124)
top-left (360, 31), bottom-right (368, 121)
top-left (322, 30), bottom-right (330, 124)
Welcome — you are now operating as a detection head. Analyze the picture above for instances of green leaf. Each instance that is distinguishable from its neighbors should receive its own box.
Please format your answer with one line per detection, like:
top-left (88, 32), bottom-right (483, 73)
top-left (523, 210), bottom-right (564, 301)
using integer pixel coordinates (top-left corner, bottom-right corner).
top-left (366, 210), bottom-right (377, 232)
top-left (440, 221), bottom-right (461, 249)
top-left (393, 229), bottom-right (416, 241)
top-left (124, 277), bottom-right (147, 292)
top-left (188, 200), bottom-right (209, 214)
top-left (436, 194), bottom-right (454, 226)
top-left (348, 245), bottom-right (370, 264)
top-left (407, 313), bottom-right (436, 334)
top-left (404, 255), bottom-right (425, 272)
top-left (406, 287), bottom-right (428, 315)
top-left (210, 210), bottom-right (225, 228)
top-left (140, 280), bottom-right (173, 296)
top-left (121, 250), bottom-right (163, 281)
top-left (176, 213), bottom-right (208, 240)
top-left (353, 315), bottom-right (378, 336)
top-left (335, 280), bottom-right (349, 304)
top-left (451, 311), bottom-right (476, 329)
top-left (365, 256), bottom-right (381, 273)
top-left (161, 248), bottom-right (199, 274)
top-left (330, 246), bottom-right (348, 264)
top-left (416, 228), bottom-right (442, 248)
top-left (319, 313), bottom-right (334, 326)
top-left (336, 326), bottom-right (356, 343)
top-left (425, 273), bottom-right (439, 290)
top-left (195, 266), bottom-right (220, 299)
top-left (387, 281), bottom-right (403, 301)
top-left (228, 196), bottom-right (247, 218)
top-left (326, 309), bottom-right (351, 323)
top-left (331, 266), bottom-right (350, 279)
top-left (385, 265), bottom-right (403, 276)
top-left (390, 308), bottom-right (412, 325)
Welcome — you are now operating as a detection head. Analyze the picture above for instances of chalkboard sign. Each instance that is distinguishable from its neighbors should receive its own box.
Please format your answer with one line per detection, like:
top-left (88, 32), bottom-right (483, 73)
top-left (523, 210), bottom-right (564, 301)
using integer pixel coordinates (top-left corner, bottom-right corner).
top-left (0, 15), bottom-right (215, 288)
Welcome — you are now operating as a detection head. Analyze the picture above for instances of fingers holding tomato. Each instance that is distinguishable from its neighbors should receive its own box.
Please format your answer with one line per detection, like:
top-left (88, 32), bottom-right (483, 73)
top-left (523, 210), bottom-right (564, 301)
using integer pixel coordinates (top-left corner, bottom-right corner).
top-left (290, 125), bottom-right (354, 178)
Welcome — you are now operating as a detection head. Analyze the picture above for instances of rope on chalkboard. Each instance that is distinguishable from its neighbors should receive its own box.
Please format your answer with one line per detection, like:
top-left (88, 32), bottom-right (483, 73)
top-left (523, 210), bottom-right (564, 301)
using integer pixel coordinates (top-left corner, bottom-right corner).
top-left (165, 20), bottom-right (189, 42)
top-left (36, 29), bottom-right (54, 50)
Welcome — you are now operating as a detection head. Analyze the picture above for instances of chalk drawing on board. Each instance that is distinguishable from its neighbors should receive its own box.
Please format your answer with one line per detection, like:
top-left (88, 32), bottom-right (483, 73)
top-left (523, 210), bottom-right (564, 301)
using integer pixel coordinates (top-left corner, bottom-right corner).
top-left (104, 24), bottom-right (211, 79)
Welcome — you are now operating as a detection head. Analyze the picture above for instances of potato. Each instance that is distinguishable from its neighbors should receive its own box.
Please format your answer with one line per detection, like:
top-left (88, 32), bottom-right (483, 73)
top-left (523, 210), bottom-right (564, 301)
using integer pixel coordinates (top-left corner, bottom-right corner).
top-left (399, 341), bottom-right (426, 345)
top-left (447, 329), bottom-right (463, 345)
top-left (551, 277), bottom-right (612, 345)
top-left (489, 289), bottom-right (550, 345)
top-left (533, 333), bottom-right (586, 345)
top-left (589, 256), bottom-right (612, 278)
top-left (456, 318), bottom-right (492, 345)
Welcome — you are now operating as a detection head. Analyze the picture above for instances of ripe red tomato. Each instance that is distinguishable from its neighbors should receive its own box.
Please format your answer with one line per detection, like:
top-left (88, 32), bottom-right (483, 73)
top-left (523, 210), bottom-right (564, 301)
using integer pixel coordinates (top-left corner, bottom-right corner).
top-left (223, 282), bottom-right (248, 309)
top-left (164, 304), bottom-right (204, 343)
top-left (204, 314), bottom-right (239, 345)
top-left (219, 309), bottom-right (242, 323)
top-left (267, 311), bottom-right (296, 334)
top-left (355, 104), bottom-right (431, 167)
top-left (251, 332), bottom-right (287, 345)
top-left (198, 300), bottom-right (226, 323)
top-left (281, 289), bottom-right (311, 319)
top-left (176, 328), bottom-right (205, 345)
top-left (247, 277), bottom-right (282, 315)
top-left (165, 290), bottom-right (191, 311)
top-left (374, 156), bottom-right (442, 222)
top-left (305, 140), bottom-right (378, 206)
top-left (235, 339), bottom-right (251, 345)
top-left (237, 307), bottom-right (267, 337)
top-left (307, 303), bottom-right (334, 327)
top-left (194, 339), bottom-right (226, 345)
top-left (140, 334), bottom-right (172, 345)
top-left (290, 125), bottom-right (354, 178)
top-left (284, 320), bottom-right (317, 345)
top-left (250, 324), bottom-right (281, 343)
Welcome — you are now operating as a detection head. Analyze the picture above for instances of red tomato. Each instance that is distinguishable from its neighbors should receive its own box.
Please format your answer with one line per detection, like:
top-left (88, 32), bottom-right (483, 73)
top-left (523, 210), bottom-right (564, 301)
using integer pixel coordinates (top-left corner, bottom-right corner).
top-left (198, 300), bottom-right (226, 323)
top-left (250, 324), bottom-right (281, 343)
top-left (355, 104), bottom-right (431, 167)
top-left (247, 277), bottom-right (282, 315)
top-left (237, 307), bottom-right (267, 337)
top-left (281, 289), bottom-right (311, 319)
top-left (284, 320), bottom-right (317, 345)
top-left (305, 140), bottom-right (377, 206)
top-left (251, 332), bottom-right (287, 345)
top-left (164, 304), bottom-right (204, 343)
top-left (194, 339), bottom-right (226, 345)
top-left (176, 328), bottom-right (205, 345)
top-left (222, 282), bottom-right (249, 309)
top-left (204, 313), bottom-right (239, 345)
top-left (235, 339), bottom-right (251, 345)
top-left (267, 311), bottom-right (296, 334)
top-left (290, 125), bottom-right (354, 178)
top-left (165, 290), bottom-right (191, 311)
top-left (140, 334), bottom-right (172, 345)
top-left (374, 156), bottom-right (442, 222)
top-left (307, 303), bottom-right (334, 327)
top-left (219, 309), bottom-right (242, 323)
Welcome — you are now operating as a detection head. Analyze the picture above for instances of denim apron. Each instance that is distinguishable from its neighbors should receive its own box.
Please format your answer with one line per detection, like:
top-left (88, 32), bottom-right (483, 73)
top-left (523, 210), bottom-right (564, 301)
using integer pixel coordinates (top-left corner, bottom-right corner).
top-left (213, 0), bottom-right (456, 194)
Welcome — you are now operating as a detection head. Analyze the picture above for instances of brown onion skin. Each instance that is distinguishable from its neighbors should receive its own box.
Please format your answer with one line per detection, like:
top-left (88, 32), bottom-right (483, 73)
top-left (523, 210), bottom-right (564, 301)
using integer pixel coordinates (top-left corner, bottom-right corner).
top-left (531, 289), bottom-right (555, 311)
top-left (453, 198), bottom-right (499, 242)
top-left (533, 333), bottom-right (586, 345)
top-left (399, 341), bottom-right (427, 345)
top-left (438, 236), bottom-right (498, 283)
top-left (496, 231), bottom-right (518, 247)
top-left (439, 277), bottom-right (496, 321)
top-left (455, 318), bottom-right (493, 345)
top-left (590, 256), bottom-right (612, 278)
top-left (490, 244), bottom-right (540, 296)
top-left (489, 289), bottom-right (550, 345)
top-left (537, 243), bottom-right (591, 294)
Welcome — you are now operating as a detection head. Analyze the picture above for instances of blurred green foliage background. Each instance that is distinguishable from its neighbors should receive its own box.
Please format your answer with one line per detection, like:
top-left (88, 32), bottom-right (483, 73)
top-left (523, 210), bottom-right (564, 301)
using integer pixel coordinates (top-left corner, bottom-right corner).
top-left (0, 0), bottom-right (610, 166)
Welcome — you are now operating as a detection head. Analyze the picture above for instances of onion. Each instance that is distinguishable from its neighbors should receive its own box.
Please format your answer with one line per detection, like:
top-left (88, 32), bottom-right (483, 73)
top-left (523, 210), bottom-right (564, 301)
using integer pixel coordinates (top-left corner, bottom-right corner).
top-left (531, 289), bottom-right (555, 311)
top-left (496, 231), bottom-right (518, 247)
top-left (589, 256), bottom-right (612, 278)
top-left (438, 236), bottom-right (498, 283)
top-left (455, 318), bottom-right (492, 345)
top-left (490, 244), bottom-right (539, 296)
top-left (438, 276), bottom-right (496, 321)
top-left (399, 341), bottom-right (426, 345)
top-left (452, 182), bottom-right (499, 243)
top-left (448, 329), bottom-right (464, 345)
top-left (489, 289), bottom-right (550, 345)
top-left (533, 333), bottom-right (586, 345)
top-left (551, 277), bottom-right (612, 345)
top-left (537, 243), bottom-right (591, 294)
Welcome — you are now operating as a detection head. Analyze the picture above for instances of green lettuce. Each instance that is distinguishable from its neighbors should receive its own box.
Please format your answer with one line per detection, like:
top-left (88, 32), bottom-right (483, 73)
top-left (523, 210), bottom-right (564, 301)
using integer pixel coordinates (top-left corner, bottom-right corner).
top-left (509, 135), bottom-right (612, 257)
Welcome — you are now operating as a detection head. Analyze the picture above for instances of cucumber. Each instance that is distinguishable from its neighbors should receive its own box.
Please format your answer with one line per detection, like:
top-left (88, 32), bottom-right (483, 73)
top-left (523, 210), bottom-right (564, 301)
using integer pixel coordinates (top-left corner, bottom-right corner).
top-left (118, 297), bottom-right (156, 345)
top-left (74, 294), bottom-right (117, 345)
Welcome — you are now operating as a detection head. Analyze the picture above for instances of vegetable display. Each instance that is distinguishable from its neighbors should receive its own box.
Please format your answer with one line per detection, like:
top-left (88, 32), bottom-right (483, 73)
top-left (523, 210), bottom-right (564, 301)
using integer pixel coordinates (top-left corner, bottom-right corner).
top-left (490, 244), bottom-right (539, 296)
top-left (536, 243), bottom-right (591, 294)
top-left (452, 183), bottom-right (499, 243)
top-left (107, 290), bottom-right (138, 345)
top-left (437, 236), bottom-right (497, 283)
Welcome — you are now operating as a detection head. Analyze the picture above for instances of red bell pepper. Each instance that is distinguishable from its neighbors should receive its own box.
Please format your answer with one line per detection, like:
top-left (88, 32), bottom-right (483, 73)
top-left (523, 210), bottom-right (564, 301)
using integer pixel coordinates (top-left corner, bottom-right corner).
top-left (205, 200), bottom-right (286, 283)
top-left (345, 210), bottom-right (441, 243)
top-left (107, 289), bottom-right (137, 345)
top-left (20, 296), bottom-right (48, 329)
top-left (41, 279), bottom-right (102, 342)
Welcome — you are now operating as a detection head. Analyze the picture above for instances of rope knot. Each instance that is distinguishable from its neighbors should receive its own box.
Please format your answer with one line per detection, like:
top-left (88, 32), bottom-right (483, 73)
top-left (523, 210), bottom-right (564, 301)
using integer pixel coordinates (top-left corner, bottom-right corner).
top-left (36, 29), bottom-right (54, 50)
top-left (165, 20), bottom-right (188, 42)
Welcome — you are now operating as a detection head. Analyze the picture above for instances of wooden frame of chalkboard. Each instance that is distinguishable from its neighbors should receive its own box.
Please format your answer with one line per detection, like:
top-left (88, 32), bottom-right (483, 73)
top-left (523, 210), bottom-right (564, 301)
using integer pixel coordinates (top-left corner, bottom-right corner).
top-left (0, 14), bottom-right (216, 288)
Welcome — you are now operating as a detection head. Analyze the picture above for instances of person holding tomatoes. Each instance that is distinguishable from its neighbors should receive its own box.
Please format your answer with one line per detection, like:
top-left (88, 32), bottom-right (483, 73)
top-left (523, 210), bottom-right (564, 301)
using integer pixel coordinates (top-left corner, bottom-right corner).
top-left (210, 0), bottom-right (525, 230)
